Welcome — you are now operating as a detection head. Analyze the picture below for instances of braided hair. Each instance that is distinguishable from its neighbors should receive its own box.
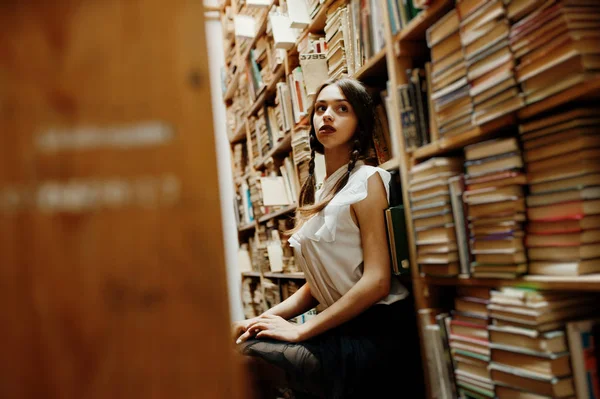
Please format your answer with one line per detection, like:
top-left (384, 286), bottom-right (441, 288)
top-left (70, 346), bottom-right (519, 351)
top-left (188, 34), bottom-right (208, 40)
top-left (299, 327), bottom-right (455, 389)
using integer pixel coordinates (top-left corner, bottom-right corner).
top-left (293, 78), bottom-right (378, 231)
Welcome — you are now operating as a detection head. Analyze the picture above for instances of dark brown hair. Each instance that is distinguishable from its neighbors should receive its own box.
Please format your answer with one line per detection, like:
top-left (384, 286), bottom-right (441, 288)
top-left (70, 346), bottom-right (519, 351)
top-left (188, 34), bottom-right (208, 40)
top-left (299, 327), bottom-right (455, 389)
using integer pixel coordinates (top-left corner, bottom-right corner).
top-left (292, 77), bottom-right (377, 232)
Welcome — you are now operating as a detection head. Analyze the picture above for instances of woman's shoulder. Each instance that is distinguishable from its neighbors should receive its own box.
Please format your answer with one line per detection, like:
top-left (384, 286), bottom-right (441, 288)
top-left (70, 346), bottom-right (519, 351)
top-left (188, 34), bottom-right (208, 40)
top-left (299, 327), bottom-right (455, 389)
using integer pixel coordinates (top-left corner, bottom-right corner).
top-left (350, 164), bottom-right (391, 186)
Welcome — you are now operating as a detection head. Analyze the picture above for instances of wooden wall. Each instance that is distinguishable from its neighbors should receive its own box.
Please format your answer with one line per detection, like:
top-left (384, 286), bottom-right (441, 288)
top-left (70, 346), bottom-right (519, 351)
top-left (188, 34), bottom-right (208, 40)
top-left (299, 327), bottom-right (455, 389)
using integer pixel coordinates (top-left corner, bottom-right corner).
top-left (0, 1), bottom-right (245, 397)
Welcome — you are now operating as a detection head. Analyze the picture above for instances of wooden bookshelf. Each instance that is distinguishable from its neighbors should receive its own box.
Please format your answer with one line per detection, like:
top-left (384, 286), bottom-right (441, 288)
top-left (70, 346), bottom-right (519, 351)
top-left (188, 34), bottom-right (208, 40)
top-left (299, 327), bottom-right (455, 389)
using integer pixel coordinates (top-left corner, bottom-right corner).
top-left (394, 0), bottom-right (453, 42)
top-left (412, 113), bottom-right (516, 161)
top-left (246, 64), bottom-right (286, 117)
top-left (221, 0), bottom-right (600, 395)
top-left (517, 76), bottom-right (600, 120)
top-left (229, 121), bottom-right (247, 144)
top-left (422, 275), bottom-right (600, 293)
top-left (354, 48), bottom-right (387, 81)
top-left (238, 222), bottom-right (256, 232)
top-left (242, 271), bottom-right (261, 277)
top-left (223, 78), bottom-right (237, 102)
top-left (290, 0), bottom-right (337, 54)
top-left (256, 132), bottom-right (292, 169)
top-left (258, 203), bottom-right (297, 223)
top-left (237, 3), bottom-right (273, 67)
top-left (264, 272), bottom-right (305, 279)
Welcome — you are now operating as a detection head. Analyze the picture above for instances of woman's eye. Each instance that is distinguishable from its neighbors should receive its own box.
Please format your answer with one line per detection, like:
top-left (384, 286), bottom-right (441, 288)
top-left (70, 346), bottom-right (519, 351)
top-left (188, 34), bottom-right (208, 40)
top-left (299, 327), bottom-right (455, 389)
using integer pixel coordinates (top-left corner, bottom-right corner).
top-left (338, 105), bottom-right (348, 112)
top-left (316, 105), bottom-right (326, 112)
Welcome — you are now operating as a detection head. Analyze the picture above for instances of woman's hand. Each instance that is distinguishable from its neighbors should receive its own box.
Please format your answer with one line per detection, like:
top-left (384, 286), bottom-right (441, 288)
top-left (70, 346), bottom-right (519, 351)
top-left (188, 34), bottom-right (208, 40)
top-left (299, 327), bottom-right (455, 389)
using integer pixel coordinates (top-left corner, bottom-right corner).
top-left (236, 314), bottom-right (306, 344)
top-left (232, 317), bottom-right (260, 343)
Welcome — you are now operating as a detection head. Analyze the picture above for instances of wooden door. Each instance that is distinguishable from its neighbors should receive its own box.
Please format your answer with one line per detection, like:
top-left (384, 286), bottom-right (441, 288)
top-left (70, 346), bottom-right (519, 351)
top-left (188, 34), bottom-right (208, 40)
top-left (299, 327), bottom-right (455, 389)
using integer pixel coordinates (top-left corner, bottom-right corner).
top-left (0, 1), bottom-right (245, 398)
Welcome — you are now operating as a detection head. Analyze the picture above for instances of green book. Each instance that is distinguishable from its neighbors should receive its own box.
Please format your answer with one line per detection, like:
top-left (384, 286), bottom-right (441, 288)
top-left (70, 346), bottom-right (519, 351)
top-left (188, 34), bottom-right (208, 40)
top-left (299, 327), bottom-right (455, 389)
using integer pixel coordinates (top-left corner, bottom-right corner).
top-left (385, 205), bottom-right (411, 276)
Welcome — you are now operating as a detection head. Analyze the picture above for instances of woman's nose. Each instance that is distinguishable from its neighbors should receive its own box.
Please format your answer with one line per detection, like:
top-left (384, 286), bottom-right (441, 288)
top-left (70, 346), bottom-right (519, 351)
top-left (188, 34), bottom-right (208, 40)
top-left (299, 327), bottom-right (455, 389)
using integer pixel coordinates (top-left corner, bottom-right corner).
top-left (322, 109), bottom-right (334, 122)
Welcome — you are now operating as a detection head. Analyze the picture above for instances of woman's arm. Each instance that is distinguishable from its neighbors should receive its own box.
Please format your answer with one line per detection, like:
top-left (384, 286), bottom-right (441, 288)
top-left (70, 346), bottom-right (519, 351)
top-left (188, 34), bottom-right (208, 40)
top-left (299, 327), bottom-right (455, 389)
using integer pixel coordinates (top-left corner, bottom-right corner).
top-left (295, 172), bottom-right (391, 341)
top-left (263, 282), bottom-right (319, 320)
top-left (235, 282), bottom-right (318, 343)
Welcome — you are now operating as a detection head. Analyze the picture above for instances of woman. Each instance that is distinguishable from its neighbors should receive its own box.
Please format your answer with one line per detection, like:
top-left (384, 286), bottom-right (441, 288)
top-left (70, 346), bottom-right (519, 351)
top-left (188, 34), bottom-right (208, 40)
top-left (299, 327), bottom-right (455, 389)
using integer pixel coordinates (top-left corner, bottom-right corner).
top-left (233, 78), bottom-right (415, 399)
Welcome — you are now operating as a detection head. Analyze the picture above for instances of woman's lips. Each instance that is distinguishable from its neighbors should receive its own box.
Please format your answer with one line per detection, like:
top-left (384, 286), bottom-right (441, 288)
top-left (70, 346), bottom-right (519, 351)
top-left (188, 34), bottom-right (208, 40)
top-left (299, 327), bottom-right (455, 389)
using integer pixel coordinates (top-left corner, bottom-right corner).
top-left (319, 125), bottom-right (336, 133)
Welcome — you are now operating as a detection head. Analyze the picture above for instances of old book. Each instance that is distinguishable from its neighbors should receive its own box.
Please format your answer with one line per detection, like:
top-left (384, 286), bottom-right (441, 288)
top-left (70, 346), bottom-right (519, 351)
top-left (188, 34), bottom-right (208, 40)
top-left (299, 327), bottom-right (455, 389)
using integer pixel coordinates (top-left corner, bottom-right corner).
top-left (529, 259), bottom-right (600, 276)
top-left (488, 325), bottom-right (567, 354)
top-left (427, 8), bottom-right (459, 48)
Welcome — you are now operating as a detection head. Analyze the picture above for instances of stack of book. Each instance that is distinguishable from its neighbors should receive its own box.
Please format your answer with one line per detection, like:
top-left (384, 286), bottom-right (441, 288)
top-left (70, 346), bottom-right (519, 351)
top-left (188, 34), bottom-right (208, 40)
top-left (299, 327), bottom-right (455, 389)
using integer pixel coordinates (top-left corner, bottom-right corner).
top-left (450, 286), bottom-right (494, 399)
top-left (248, 115), bottom-right (261, 164)
top-left (275, 81), bottom-right (295, 133)
top-left (426, 9), bottom-right (474, 139)
top-left (232, 142), bottom-right (248, 181)
top-left (509, 0), bottom-right (600, 106)
top-left (487, 287), bottom-right (598, 398)
top-left (463, 137), bottom-right (528, 279)
top-left (324, 3), bottom-right (351, 79)
top-left (460, 0), bottom-right (523, 126)
top-left (408, 157), bottom-right (463, 277)
top-left (397, 68), bottom-right (431, 151)
top-left (518, 107), bottom-right (600, 276)
top-left (256, 107), bottom-right (272, 160)
top-left (373, 103), bottom-right (393, 165)
top-left (278, 218), bottom-right (299, 273)
top-left (241, 276), bottom-right (264, 318)
top-left (248, 173), bottom-right (265, 220)
top-left (291, 125), bottom-right (311, 187)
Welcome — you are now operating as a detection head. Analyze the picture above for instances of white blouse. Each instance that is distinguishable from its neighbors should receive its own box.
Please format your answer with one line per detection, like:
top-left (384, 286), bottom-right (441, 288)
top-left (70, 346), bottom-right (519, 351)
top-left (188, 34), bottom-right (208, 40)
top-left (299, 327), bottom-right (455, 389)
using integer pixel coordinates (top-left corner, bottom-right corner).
top-left (288, 162), bottom-right (408, 308)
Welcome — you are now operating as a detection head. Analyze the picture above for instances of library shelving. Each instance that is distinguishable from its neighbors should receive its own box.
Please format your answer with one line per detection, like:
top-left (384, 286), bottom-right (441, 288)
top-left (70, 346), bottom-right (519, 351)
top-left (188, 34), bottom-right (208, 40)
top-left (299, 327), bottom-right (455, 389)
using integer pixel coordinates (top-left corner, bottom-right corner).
top-left (217, 0), bottom-right (600, 396)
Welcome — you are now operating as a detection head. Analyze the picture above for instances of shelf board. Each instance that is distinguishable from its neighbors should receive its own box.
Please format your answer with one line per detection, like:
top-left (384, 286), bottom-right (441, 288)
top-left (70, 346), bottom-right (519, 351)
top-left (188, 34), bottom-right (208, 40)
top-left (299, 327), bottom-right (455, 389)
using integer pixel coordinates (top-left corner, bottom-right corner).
top-left (412, 113), bottom-right (516, 161)
top-left (246, 64), bottom-right (285, 117)
top-left (517, 76), bottom-right (600, 120)
top-left (238, 222), bottom-right (256, 232)
top-left (353, 48), bottom-right (387, 81)
top-left (422, 274), bottom-right (600, 292)
top-left (241, 271), bottom-right (261, 277)
top-left (257, 132), bottom-right (293, 169)
top-left (229, 122), bottom-right (246, 144)
top-left (264, 272), bottom-right (305, 279)
top-left (394, 0), bottom-right (454, 43)
top-left (379, 157), bottom-right (400, 171)
top-left (223, 78), bottom-right (237, 102)
top-left (258, 203), bottom-right (297, 223)
top-left (238, 5), bottom-right (273, 65)
top-left (291, 0), bottom-right (336, 53)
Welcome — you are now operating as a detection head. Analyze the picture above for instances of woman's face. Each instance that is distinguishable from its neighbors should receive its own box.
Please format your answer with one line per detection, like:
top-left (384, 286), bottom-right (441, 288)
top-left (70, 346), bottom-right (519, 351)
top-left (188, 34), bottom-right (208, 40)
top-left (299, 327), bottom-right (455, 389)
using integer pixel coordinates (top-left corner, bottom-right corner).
top-left (313, 84), bottom-right (358, 152)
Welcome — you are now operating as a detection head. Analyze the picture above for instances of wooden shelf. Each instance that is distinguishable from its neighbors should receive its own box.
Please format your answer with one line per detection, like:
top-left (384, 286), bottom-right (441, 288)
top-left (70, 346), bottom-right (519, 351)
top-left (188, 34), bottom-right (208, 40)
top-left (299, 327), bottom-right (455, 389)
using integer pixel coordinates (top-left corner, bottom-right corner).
top-left (412, 113), bottom-right (516, 161)
top-left (223, 78), bottom-right (237, 102)
top-left (246, 64), bottom-right (285, 117)
top-left (264, 272), bottom-right (305, 279)
top-left (379, 157), bottom-right (400, 170)
top-left (229, 122), bottom-right (246, 144)
top-left (422, 274), bottom-right (600, 292)
top-left (394, 0), bottom-right (454, 43)
top-left (241, 271), bottom-right (261, 277)
top-left (258, 203), bottom-right (297, 223)
top-left (517, 76), bottom-right (600, 120)
top-left (257, 132), bottom-right (293, 169)
top-left (353, 48), bottom-right (387, 81)
top-left (290, 0), bottom-right (337, 54)
top-left (238, 222), bottom-right (256, 232)
top-left (238, 4), bottom-right (273, 66)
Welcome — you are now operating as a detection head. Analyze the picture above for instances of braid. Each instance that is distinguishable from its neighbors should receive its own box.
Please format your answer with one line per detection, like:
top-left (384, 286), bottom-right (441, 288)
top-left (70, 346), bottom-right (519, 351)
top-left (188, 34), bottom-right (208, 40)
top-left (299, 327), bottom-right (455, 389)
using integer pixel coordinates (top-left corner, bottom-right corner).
top-left (298, 134), bottom-right (318, 208)
top-left (347, 139), bottom-right (361, 173)
top-left (308, 135), bottom-right (317, 177)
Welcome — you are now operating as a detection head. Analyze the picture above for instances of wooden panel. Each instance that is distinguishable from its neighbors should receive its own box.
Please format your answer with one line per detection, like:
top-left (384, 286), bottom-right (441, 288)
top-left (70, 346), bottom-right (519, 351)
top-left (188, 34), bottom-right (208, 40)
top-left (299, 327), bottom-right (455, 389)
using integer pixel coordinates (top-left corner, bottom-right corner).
top-left (0, 1), bottom-right (246, 398)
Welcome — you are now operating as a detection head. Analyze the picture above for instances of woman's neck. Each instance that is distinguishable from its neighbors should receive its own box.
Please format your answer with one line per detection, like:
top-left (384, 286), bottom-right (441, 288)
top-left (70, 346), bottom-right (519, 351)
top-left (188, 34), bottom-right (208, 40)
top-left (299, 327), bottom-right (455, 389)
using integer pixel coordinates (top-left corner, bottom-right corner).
top-left (323, 145), bottom-right (351, 180)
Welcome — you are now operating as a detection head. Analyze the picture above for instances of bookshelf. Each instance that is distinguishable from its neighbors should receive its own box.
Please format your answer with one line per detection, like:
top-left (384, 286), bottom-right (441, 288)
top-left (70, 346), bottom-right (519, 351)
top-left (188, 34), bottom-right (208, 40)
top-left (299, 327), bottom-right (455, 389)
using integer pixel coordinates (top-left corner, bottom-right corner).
top-left (218, 0), bottom-right (600, 396)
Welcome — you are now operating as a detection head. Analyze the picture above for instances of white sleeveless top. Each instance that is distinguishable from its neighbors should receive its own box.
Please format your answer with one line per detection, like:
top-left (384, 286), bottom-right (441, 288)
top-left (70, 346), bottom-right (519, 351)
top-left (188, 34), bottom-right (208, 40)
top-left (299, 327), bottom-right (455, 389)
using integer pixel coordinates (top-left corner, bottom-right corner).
top-left (288, 162), bottom-right (409, 308)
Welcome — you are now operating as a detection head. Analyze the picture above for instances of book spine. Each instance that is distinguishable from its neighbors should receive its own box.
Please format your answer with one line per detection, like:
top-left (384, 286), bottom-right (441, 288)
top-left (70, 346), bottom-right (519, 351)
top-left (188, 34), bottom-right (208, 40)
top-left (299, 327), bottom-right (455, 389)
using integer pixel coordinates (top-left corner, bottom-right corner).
top-left (398, 84), bottom-right (420, 151)
top-left (449, 175), bottom-right (472, 277)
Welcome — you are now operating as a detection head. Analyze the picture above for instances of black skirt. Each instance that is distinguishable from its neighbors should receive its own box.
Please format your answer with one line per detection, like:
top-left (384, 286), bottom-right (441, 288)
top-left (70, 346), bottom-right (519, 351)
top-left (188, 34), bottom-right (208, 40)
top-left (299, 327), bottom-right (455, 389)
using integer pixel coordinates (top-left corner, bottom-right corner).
top-left (238, 297), bottom-right (423, 399)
